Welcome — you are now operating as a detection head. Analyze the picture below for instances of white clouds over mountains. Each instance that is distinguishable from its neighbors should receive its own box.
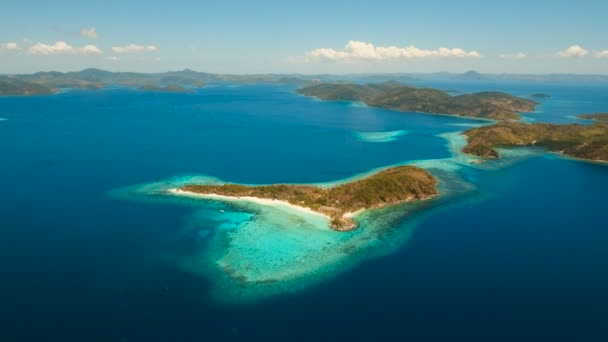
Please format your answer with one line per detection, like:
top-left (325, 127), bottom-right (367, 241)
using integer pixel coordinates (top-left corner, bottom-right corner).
top-left (111, 44), bottom-right (158, 54)
top-left (1, 42), bottom-right (20, 51)
top-left (593, 50), bottom-right (608, 58)
top-left (558, 45), bottom-right (589, 58)
top-left (556, 45), bottom-right (608, 59)
top-left (296, 40), bottom-right (482, 63)
top-left (292, 41), bottom-right (608, 65)
top-left (27, 41), bottom-right (103, 55)
top-left (2, 27), bottom-right (160, 61)
top-left (499, 52), bottom-right (527, 60)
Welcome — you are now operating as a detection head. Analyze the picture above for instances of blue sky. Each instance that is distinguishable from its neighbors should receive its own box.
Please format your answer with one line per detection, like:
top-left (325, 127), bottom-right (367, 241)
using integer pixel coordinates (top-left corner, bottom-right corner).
top-left (1, 0), bottom-right (607, 74)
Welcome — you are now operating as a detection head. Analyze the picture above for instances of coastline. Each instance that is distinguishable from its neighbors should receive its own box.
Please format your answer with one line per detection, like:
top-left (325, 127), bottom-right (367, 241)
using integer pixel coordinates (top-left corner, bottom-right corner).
top-left (168, 188), bottom-right (333, 220)
top-left (296, 91), bottom-right (534, 123)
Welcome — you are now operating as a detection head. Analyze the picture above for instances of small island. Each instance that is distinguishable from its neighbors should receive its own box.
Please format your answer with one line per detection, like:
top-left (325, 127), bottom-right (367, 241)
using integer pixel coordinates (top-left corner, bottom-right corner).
top-left (297, 81), bottom-right (537, 120)
top-left (578, 113), bottom-right (608, 122)
top-left (462, 121), bottom-right (608, 161)
top-left (531, 93), bottom-right (551, 99)
top-left (174, 165), bottom-right (438, 231)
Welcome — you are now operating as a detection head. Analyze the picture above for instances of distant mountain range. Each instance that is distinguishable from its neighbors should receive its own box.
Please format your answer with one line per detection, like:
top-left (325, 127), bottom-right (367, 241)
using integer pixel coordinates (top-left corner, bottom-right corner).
top-left (2, 68), bottom-right (608, 96)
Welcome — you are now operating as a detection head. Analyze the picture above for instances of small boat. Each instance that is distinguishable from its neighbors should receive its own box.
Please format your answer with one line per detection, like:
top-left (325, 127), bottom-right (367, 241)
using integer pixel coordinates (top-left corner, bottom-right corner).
top-left (220, 210), bottom-right (225, 213)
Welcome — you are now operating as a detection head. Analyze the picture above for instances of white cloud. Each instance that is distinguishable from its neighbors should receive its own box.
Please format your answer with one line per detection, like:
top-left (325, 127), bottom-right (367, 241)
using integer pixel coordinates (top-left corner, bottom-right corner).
top-left (593, 50), bottom-right (608, 58)
top-left (28, 41), bottom-right (75, 54)
top-left (1, 42), bottom-right (20, 51)
top-left (111, 44), bottom-right (158, 53)
top-left (499, 52), bottom-right (527, 60)
top-left (27, 41), bottom-right (102, 56)
top-left (106, 56), bottom-right (119, 61)
top-left (557, 45), bottom-right (589, 58)
top-left (80, 27), bottom-right (98, 40)
top-left (80, 44), bottom-right (103, 55)
top-left (294, 40), bottom-right (482, 63)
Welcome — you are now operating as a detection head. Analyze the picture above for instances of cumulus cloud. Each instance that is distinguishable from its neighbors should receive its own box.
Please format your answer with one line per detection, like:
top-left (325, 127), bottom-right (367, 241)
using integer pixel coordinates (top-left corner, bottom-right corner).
top-left (28, 41), bottom-right (75, 54)
top-left (28, 41), bottom-right (102, 56)
top-left (80, 44), bottom-right (103, 55)
top-left (593, 50), bottom-right (608, 58)
top-left (80, 27), bottom-right (98, 40)
top-left (499, 52), bottom-right (527, 60)
top-left (106, 56), bottom-right (119, 61)
top-left (557, 45), bottom-right (589, 58)
top-left (294, 40), bottom-right (482, 63)
top-left (1, 42), bottom-right (20, 51)
top-left (111, 44), bottom-right (158, 53)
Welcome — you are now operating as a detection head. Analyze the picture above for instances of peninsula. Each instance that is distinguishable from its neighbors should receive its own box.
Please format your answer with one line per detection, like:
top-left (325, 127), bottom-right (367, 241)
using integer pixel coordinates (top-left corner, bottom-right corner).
top-left (175, 165), bottom-right (438, 231)
top-left (462, 121), bottom-right (608, 161)
top-left (578, 113), bottom-right (608, 122)
top-left (297, 81), bottom-right (537, 120)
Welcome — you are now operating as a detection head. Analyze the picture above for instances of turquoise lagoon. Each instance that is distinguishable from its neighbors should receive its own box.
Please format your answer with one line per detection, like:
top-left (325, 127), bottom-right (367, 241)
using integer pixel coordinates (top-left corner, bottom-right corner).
top-left (2, 83), bottom-right (608, 340)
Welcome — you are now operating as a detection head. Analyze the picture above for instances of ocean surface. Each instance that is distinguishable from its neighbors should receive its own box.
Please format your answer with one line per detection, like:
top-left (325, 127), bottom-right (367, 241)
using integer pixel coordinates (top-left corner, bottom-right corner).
top-left (1, 82), bottom-right (608, 341)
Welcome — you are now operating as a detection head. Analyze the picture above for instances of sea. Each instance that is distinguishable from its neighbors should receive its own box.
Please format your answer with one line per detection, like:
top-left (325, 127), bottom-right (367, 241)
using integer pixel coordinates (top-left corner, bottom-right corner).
top-left (1, 80), bottom-right (608, 341)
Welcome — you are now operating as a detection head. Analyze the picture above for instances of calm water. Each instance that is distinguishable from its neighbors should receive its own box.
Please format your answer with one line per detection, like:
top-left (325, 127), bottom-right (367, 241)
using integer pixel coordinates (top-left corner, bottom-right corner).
top-left (1, 83), bottom-right (608, 341)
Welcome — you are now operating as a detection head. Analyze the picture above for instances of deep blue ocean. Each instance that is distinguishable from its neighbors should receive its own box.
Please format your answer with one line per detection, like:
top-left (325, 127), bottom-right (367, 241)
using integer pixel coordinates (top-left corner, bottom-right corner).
top-left (1, 82), bottom-right (608, 341)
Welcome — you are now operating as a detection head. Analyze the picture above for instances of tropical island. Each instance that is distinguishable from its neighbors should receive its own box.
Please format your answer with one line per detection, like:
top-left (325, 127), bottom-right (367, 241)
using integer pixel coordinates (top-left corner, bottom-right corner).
top-left (0, 68), bottom-right (312, 96)
top-left (297, 81), bottom-right (537, 120)
top-left (173, 165), bottom-right (438, 231)
top-left (578, 113), bottom-right (608, 122)
top-left (462, 121), bottom-right (608, 161)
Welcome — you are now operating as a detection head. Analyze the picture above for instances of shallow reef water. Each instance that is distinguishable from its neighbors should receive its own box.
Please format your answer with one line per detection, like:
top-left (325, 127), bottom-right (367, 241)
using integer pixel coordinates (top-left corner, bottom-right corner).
top-left (353, 130), bottom-right (408, 143)
top-left (112, 128), bottom-right (536, 302)
top-left (115, 170), bottom-right (471, 302)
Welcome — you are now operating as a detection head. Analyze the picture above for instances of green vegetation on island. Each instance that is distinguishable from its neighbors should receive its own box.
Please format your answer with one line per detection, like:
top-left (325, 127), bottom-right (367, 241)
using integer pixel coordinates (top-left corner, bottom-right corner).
top-left (179, 165), bottom-right (438, 231)
top-left (0, 68), bottom-right (317, 96)
top-left (578, 113), bottom-right (608, 122)
top-left (297, 81), bottom-right (537, 120)
top-left (0, 77), bottom-right (57, 96)
top-left (462, 121), bottom-right (608, 161)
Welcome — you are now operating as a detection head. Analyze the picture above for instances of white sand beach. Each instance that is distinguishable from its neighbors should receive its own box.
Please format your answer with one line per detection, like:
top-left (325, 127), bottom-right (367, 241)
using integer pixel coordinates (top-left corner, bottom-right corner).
top-left (168, 188), bottom-right (331, 219)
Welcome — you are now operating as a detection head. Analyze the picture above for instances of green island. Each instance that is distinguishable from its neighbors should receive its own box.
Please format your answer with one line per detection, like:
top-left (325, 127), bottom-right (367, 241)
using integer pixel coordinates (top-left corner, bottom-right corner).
top-left (578, 113), bottom-right (608, 122)
top-left (0, 77), bottom-right (57, 96)
top-left (462, 121), bottom-right (608, 161)
top-left (297, 81), bottom-right (537, 120)
top-left (177, 165), bottom-right (438, 231)
top-left (0, 68), bottom-right (311, 96)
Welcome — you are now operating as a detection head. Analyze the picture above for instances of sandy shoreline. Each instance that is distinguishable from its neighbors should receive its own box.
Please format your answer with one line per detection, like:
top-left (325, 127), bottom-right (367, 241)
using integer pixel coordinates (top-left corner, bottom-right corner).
top-left (168, 188), bottom-right (333, 219)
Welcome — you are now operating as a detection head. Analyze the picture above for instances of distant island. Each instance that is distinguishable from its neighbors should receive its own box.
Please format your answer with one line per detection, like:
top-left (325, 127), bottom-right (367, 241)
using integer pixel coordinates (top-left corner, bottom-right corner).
top-left (297, 81), bottom-right (537, 120)
top-left (578, 113), bottom-right (608, 122)
top-left (462, 121), bottom-right (608, 161)
top-left (3, 69), bottom-right (608, 97)
top-left (0, 68), bottom-right (312, 96)
top-left (0, 78), bottom-right (58, 96)
top-left (173, 165), bottom-right (438, 231)
top-left (531, 93), bottom-right (551, 99)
